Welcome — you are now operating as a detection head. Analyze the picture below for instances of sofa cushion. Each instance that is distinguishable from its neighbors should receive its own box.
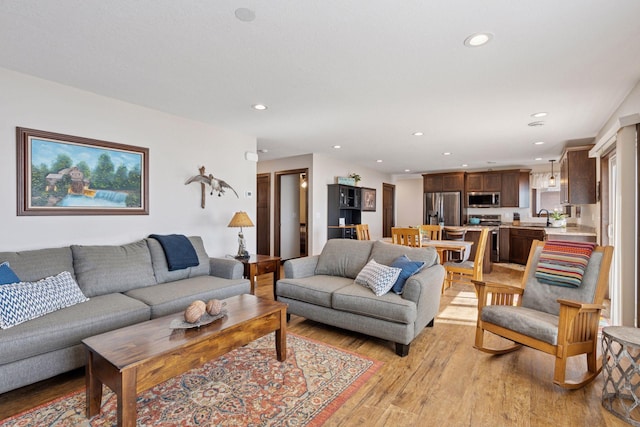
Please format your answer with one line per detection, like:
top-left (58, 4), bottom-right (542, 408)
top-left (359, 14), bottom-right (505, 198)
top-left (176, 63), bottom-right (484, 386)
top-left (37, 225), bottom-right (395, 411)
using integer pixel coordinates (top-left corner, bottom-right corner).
top-left (147, 236), bottom-right (210, 284)
top-left (276, 275), bottom-right (354, 308)
top-left (0, 247), bottom-right (74, 282)
top-left (390, 255), bottom-right (426, 294)
top-left (369, 240), bottom-right (438, 268)
top-left (0, 262), bottom-right (20, 285)
top-left (71, 240), bottom-right (157, 297)
top-left (355, 259), bottom-right (402, 296)
top-left (125, 275), bottom-right (250, 318)
top-left (315, 239), bottom-right (374, 279)
top-left (0, 293), bottom-right (150, 365)
top-left (332, 283), bottom-right (417, 324)
top-left (0, 271), bottom-right (89, 329)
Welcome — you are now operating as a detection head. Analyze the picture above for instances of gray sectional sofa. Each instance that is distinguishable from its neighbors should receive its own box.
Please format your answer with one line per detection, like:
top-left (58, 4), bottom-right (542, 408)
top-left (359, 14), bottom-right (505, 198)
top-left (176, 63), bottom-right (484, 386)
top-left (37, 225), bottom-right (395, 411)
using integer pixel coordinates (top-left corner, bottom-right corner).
top-left (276, 239), bottom-right (445, 356)
top-left (0, 236), bottom-right (250, 394)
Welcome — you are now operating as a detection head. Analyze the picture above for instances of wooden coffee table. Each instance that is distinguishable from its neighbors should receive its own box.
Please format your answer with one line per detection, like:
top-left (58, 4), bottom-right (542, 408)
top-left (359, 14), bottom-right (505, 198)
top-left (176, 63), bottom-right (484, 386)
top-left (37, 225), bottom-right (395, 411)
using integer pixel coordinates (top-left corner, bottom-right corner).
top-left (82, 294), bottom-right (287, 427)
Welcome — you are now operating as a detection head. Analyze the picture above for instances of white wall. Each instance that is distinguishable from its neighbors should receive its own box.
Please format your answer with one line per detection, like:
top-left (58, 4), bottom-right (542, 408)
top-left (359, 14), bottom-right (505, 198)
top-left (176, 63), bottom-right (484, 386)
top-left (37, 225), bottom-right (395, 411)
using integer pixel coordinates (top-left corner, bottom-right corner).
top-left (0, 68), bottom-right (257, 256)
top-left (395, 176), bottom-right (423, 227)
top-left (311, 154), bottom-right (392, 254)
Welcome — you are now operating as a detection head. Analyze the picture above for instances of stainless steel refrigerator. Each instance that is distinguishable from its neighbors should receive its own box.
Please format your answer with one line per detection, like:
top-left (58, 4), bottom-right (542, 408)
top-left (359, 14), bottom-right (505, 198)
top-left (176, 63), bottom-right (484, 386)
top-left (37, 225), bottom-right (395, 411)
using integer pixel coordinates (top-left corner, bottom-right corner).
top-left (424, 192), bottom-right (462, 226)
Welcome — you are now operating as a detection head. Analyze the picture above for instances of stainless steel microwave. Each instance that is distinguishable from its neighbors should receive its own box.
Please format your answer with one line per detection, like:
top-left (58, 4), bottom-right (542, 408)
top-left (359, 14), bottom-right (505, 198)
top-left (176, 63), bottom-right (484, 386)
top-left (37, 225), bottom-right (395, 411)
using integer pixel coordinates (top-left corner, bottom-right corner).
top-left (467, 192), bottom-right (500, 208)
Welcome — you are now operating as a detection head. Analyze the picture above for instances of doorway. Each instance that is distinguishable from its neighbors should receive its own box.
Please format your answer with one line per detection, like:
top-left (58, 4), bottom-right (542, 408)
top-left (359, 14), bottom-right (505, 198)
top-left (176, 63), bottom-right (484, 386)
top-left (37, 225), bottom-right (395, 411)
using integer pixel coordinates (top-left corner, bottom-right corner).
top-left (382, 183), bottom-right (395, 238)
top-left (256, 173), bottom-right (270, 255)
top-left (275, 168), bottom-right (308, 260)
top-left (602, 148), bottom-right (619, 324)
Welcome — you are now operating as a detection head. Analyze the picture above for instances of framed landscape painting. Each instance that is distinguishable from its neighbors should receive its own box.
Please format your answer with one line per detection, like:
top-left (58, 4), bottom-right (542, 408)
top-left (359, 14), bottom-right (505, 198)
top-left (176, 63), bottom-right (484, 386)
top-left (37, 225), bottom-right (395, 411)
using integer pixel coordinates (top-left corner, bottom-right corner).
top-left (16, 127), bottom-right (149, 216)
top-left (361, 187), bottom-right (376, 211)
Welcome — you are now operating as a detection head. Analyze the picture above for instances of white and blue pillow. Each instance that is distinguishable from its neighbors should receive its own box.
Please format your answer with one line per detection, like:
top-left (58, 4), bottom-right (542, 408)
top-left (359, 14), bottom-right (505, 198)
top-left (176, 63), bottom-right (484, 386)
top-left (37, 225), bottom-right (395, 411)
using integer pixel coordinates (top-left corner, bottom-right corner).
top-left (0, 271), bottom-right (89, 329)
top-left (390, 255), bottom-right (426, 294)
top-left (0, 262), bottom-right (20, 285)
top-left (355, 259), bottom-right (402, 296)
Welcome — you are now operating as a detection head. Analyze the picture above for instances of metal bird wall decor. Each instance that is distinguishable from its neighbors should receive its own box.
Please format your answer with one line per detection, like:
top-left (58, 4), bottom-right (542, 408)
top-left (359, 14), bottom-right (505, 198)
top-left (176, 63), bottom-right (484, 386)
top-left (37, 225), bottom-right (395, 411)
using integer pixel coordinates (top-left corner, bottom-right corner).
top-left (185, 166), bottom-right (239, 208)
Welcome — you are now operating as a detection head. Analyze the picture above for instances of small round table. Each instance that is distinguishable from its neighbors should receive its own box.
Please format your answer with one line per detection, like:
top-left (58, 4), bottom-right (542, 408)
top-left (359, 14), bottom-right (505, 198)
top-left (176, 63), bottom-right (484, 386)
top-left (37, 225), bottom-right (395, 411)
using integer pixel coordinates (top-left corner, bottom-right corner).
top-left (602, 326), bottom-right (640, 426)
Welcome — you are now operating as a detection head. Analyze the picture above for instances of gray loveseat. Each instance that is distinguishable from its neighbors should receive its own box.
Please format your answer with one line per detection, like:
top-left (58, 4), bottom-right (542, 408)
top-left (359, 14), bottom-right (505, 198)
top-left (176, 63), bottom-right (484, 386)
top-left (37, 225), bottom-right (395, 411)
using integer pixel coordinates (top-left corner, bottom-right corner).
top-left (0, 236), bottom-right (250, 394)
top-left (276, 239), bottom-right (445, 356)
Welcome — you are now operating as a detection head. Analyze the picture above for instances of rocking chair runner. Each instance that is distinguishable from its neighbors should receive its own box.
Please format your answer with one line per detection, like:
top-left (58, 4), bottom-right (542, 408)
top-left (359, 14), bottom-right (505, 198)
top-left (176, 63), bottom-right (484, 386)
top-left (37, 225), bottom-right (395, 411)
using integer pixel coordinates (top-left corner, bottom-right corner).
top-left (474, 240), bottom-right (614, 389)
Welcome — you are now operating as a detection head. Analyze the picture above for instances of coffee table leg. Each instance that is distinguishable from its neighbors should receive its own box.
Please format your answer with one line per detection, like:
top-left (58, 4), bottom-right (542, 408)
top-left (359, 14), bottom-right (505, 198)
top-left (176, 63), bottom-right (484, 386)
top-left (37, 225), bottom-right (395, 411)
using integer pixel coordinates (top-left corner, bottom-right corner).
top-left (117, 368), bottom-right (137, 427)
top-left (275, 308), bottom-right (287, 361)
top-left (86, 349), bottom-right (103, 419)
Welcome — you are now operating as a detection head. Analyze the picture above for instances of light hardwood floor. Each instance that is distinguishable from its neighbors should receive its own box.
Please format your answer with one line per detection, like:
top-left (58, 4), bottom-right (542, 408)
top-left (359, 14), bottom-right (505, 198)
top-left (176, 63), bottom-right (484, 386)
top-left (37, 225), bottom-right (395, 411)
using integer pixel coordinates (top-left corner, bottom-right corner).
top-left (0, 264), bottom-right (627, 426)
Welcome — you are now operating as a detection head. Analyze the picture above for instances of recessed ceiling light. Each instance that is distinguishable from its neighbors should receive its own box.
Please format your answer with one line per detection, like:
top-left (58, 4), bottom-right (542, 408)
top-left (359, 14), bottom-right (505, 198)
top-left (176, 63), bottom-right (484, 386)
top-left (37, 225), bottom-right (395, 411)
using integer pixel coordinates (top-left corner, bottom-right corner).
top-left (234, 8), bottom-right (256, 22)
top-left (376, 159), bottom-right (383, 163)
top-left (461, 164), bottom-right (468, 167)
top-left (404, 169), bottom-right (411, 172)
top-left (533, 141), bottom-right (545, 145)
top-left (531, 112), bottom-right (548, 118)
top-left (332, 145), bottom-right (341, 149)
top-left (464, 32), bottom-right (493, 47)
top-left (535, 157), bottom-right (542, 161)
top-left (442, 152), bottom-right (451, 156)
top-left (412, 132), bottom-right (424, 136)
top-left (252, 104), bottom-right (267, 110)
top-left (528, 121), bottom-right (544, 127)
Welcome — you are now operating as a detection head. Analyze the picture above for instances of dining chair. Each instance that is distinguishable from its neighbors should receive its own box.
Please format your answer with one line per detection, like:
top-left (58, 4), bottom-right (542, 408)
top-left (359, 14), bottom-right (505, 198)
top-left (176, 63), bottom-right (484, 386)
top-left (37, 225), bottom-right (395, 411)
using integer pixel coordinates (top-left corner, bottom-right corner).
top-left (442, 227), bottom-right (489, 292)
top-left (473, 240), bottom-right (614, 388)
top-left (391, 227), bottom-right (422, 247)
top-left (355, 224), bottom-right (371, 240)
top-left (443, 226), bottom-right (467, 262)
top-left (419, 224), bottom-right (442, 240)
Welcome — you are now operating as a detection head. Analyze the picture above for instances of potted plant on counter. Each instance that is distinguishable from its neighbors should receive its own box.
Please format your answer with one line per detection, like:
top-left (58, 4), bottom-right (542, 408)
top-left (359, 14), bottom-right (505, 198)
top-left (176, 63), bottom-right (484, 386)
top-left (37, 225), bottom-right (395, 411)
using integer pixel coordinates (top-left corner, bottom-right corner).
top-left (550, 210), bottom-right (566, 228)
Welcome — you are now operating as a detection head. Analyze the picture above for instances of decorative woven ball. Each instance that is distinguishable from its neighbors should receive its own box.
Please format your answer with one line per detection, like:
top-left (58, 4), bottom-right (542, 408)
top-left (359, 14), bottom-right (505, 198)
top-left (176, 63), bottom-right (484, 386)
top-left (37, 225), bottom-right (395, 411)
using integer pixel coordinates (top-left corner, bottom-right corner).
top-left (184, 300), bottom-right (206, 323)
top-left (206, 299), bottom-right (223, 316)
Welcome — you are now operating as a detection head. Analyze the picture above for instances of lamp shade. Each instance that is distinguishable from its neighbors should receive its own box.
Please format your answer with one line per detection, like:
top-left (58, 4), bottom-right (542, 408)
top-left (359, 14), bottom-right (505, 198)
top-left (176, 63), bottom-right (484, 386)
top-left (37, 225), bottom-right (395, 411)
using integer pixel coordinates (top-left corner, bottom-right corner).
top-left (228, 211), bottom-right (254, 228)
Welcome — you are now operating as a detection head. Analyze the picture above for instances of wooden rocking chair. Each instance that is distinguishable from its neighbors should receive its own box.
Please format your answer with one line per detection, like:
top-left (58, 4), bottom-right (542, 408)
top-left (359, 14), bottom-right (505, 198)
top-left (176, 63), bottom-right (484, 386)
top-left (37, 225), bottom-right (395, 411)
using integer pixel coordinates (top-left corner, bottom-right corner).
top-left (473, 240), bottom-right (614, 389)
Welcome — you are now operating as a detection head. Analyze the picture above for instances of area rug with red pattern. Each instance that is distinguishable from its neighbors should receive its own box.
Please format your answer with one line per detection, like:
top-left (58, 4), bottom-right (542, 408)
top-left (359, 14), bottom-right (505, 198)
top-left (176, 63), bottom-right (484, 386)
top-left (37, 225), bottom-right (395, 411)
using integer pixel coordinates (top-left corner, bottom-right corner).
top-left (1, 333), bottom-right (382, 426)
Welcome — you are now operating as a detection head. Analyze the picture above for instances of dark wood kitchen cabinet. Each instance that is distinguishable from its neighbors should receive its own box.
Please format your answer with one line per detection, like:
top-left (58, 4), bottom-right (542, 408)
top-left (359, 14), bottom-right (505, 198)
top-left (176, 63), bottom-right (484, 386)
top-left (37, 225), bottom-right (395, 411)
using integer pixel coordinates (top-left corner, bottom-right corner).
top-left (499, 227), bottom-right (510, 262)
top-left (500, 169), bottom-right (530, 208)
top-left (465, 172), bottom-right (501, 193)
top-left (509, 228), bottom-right (545, 265)
top-left (559, 146), bottom-right (596, 205)
top-left (423, 172), bottom-right (465, 193)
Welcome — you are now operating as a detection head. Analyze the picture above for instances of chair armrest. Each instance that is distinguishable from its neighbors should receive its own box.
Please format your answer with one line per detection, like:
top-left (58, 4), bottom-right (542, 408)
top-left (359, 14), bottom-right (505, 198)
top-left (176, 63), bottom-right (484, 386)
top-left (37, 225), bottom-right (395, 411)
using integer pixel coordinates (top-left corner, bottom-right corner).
top-left (557, 299), bottom-right (604, 345)
top-left (402, 263), bottom-right (445, 332)
top-left (283, 255), bottom-right (319, 279)
top-left (209, 257), bottom-right (244, 279)
top-left (557, 299), bottom-right (604, 311)
top-left (473, 280), bottom-right (524, 310)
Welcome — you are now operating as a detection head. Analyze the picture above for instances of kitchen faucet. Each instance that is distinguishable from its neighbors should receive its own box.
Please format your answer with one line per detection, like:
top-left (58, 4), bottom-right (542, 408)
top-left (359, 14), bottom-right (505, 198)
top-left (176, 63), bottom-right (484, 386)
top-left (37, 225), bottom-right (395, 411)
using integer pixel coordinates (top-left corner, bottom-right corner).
top-left (537, 209), bottom-right (551, 226)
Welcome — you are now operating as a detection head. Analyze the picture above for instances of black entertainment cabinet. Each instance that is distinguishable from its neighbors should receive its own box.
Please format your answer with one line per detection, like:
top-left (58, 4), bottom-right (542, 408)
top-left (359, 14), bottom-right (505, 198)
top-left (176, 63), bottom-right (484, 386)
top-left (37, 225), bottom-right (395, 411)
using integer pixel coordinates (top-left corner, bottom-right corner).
top-left (327, 184), bottom-right (362, 239)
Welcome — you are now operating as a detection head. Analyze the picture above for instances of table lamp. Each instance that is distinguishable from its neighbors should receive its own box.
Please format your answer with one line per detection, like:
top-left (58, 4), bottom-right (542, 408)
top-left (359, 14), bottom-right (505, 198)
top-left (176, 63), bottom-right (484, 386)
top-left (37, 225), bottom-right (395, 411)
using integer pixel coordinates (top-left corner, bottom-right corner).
top-left (228, 211), bottom-right (254, 259)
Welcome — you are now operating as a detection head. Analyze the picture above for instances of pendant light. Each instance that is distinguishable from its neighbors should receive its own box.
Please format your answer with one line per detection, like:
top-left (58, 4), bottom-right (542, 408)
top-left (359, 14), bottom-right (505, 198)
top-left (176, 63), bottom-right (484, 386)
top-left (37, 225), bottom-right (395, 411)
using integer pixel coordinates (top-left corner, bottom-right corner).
top-left (549, 160), bottom-right (556, 187)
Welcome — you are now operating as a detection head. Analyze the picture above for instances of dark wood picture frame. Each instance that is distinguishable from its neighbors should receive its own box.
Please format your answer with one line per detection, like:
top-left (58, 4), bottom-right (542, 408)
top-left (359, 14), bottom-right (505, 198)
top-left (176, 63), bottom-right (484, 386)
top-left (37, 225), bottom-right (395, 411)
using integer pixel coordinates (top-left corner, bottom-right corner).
top-left (361, 187), bottom-right (376, 211)
top-left (17, 127), bottom-right (149, 216)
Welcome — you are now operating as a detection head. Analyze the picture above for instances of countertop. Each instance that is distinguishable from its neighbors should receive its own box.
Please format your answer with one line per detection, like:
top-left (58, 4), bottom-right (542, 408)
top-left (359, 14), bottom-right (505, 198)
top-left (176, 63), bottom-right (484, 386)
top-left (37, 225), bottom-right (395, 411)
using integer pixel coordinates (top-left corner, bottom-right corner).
top-left (498, 223), bottom-right (596, 237)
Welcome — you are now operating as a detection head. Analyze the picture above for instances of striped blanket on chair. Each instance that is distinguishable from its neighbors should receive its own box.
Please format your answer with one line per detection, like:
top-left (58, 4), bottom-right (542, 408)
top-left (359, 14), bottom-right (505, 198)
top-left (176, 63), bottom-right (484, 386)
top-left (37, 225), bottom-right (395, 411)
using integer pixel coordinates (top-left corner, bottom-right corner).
top-left (534, 240), bottom-right (596, 288)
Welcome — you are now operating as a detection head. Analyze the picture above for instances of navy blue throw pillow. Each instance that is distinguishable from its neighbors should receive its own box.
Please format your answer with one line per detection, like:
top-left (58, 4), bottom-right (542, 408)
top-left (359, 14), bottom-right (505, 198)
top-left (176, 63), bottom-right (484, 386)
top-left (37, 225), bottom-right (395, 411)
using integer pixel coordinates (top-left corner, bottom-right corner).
top-left (390, 255), bottom-right (425, 294)
top-left (0, 262), bottom-right (21, 285)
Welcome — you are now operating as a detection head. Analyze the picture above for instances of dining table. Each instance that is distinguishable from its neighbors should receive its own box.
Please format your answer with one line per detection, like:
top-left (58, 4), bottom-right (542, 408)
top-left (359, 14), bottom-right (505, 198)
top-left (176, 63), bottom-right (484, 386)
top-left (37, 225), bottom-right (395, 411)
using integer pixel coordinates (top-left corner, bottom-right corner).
top-left (381, 237), bottom-right (473, 264)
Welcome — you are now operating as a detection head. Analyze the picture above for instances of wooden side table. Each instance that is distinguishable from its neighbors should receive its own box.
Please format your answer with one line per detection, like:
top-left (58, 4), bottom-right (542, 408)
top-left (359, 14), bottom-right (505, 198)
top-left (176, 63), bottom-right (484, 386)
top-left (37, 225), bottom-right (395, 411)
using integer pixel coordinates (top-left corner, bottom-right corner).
top-left (239, 254), bottom-right (281, 299)
top-left (602, 326), bottom-right (640, 426)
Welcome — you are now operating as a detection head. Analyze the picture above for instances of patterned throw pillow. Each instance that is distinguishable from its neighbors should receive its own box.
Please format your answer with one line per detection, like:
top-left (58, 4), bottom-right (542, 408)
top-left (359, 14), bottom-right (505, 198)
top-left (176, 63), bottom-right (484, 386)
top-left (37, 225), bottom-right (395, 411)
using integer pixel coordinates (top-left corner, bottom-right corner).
top-left (535, 240), bottom-right (596, 288)
top-left (355, 259), bottom-right (402, 296)
top-left (0, 271), bottom-right (89, 329)
top-left (0, 262), bottom-right (20, 285)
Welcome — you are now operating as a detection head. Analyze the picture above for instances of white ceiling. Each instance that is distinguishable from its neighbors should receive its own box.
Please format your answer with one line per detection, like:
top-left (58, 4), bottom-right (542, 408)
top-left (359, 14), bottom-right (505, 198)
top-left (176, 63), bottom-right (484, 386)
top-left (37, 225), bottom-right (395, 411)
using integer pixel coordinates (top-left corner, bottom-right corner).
top-left (2, 1), bottom-right (640, 175)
